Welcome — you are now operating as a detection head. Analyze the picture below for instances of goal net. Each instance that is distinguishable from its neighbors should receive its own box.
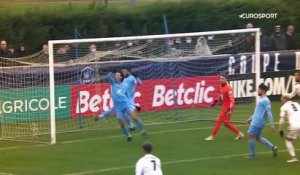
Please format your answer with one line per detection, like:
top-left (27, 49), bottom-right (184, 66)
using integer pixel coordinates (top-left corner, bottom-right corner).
top-left (0, 28), bottom-right (261, 144)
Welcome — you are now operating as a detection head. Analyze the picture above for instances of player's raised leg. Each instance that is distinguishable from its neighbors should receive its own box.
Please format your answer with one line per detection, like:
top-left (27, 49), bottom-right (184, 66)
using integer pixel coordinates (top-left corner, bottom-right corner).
top-left (130, 112), bottom-right (145, 132)
top-left (124, 112), bottom-right (136, 131)
top-left (128, 109), bottom-right (146, 138)
top-left (95, 108), bottom-right (114, 121)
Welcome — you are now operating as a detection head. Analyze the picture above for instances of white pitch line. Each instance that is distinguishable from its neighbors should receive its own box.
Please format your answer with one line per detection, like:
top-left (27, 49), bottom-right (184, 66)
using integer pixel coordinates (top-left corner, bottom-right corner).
top-left (63, 149), bottom-right (300, 175)
top-left (60, 123), bottom-right (279, 145)
top-left (61, 126), bottom-right (216, 144)
top-left (0, 125), bottom-right (219, 150)
top-left (61, 125), bottom-right (247, 144)
top-left (0, 172), bottom-right (14, 175)
top-left (0, 123), bottom-right (248, 150)
top-left (0, 144), bottom-right (48, 150)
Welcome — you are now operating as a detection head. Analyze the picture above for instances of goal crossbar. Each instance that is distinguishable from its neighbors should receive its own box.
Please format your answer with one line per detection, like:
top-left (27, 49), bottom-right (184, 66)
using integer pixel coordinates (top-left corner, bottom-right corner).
top-left (47, 28), bottom-right (261, 144)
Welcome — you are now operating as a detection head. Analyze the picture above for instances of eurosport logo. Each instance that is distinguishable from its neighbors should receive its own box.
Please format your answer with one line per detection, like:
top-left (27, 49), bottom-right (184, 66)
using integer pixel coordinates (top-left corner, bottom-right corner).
top-left (239, 13), bottom-right (277, 19)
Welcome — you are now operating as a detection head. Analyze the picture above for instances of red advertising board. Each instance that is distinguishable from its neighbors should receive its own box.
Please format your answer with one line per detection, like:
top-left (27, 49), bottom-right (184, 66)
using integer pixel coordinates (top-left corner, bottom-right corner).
top-left (71, 75), bottom-right (220, 117)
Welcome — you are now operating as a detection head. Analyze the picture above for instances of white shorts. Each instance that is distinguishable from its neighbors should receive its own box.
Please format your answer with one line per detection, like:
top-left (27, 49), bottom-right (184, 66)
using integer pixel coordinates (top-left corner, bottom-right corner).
top-left (286, 128), bottom-right (300, 140)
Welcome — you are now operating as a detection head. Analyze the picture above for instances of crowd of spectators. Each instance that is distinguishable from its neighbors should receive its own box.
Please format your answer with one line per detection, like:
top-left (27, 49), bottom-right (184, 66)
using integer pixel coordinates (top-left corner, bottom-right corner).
top-left (262, 24), bottom-right (297, 51)
top-left (0, 23), bottom-right (298, 60)
top-left (193, 23), bottom-right (298, 55)
top-left (0, 40), bottom-right (28, 58)
top-left (243, 23), bottom-right (297, 52)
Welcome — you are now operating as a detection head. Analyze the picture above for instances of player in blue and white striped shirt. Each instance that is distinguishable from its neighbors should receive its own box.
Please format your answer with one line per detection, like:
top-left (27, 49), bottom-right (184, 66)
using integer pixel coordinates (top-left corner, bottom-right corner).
top-left (246, 83), bottom-right (278, 158)
top-left (106, 71), bottom-right (146, 141)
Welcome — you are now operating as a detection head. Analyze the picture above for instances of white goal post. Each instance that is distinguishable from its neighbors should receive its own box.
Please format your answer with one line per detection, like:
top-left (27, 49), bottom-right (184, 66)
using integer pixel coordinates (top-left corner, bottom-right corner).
top-left (47, 28), bottom-right (261, 144)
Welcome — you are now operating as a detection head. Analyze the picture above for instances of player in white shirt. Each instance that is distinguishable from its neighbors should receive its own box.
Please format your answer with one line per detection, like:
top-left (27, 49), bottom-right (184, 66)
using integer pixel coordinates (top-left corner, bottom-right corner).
top-left (135, 143), bottom-right (163, 175)
top-left (286, 71), bottom-right (300, 98)
top-left (279, 93), bottom-right (300, 163)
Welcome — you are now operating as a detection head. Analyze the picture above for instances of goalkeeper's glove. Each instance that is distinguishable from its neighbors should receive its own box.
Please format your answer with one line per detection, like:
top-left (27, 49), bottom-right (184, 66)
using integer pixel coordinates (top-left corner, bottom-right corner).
top-left (211, 99), bottom-right (218, 107)
top-left (135, 105), bottom-right (141, 112)
top-left (279, 130), bottom-right (285, 138)
top-left (226, 107), bottom-right (232, 116)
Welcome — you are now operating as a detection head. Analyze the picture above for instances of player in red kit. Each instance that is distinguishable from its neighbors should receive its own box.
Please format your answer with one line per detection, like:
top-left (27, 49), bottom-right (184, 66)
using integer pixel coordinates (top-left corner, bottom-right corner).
top-left (205, 75), bottom-right (244, 141)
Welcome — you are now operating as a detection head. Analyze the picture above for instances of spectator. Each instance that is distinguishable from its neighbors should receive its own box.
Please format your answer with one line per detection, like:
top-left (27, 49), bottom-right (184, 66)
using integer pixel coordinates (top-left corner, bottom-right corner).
top-left (146, 39), bottom-right (153, 44)
top-left (246, 22), bottom-right (254, 29)
top-left (286, 25), bottom-right (297, 50)
top-left (8, 45), bottom-right (16, 57)
top-left (64, 44), bottom-right (71, 53)
top-left (174, 37), bottom-right (185, 49)
top-left (270, 25), bottom-right (287, 51)
top-left (260, 29), bottom-right (271, 52)
top-left (0, 40), bottom-right (8, 57)
top-left (243, 22), bottom-right (255, 52)
top-left (56, 45), bottom-right (68, 55)
top-left (16, 43), bottom-right (28, 57)
top-left (168, 38), bottom-right (175, 46)
top-left (89, 44), bottom-right (97, 54)
top-left (133, 40), bottom-right (139, 46)
top-left (55, 44), bottom-right (70, 62)
top-left (194, 36), bottom-right (212, 56)
top-left (42, 44), bottom-right (49, 55)
top-left (185, 37), bottom-right (192, 44)
top-left (206, 35), bottom-right (215, 47)
top-left (244, 34), bottom-right (254, 52)
top-left (183, 37), bottom-right (194, 50)
top-left (127, 41), bottom-right (133, 47)
top-left (37, 44), bottom-right (49, 60)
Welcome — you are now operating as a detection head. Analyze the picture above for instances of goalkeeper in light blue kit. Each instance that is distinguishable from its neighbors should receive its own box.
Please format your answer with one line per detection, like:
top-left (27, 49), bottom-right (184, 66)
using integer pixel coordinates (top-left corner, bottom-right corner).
top-left (246, 83), bottom-right (278, 158)
top-left (105, 71), bottom-right (146, 141)
top-left (96, 68), bottom-right (142, 130)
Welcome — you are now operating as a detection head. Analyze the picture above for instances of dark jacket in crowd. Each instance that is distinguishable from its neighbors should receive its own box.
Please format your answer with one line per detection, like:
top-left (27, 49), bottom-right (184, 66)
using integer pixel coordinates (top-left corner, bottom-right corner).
top-left (286, 33), bottom-right (297, 50)
top-left (16, 50), bottom-right (27, 57)
top-left (270, 33), bottom-right (287, 51)
top-left (261, 35), bottom-right (271, 52)
top-left (0, 49), bottom-right (8, 57)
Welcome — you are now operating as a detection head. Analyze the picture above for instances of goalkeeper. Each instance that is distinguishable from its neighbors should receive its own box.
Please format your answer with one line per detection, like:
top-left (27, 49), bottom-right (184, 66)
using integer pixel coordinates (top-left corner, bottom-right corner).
top-left (205, 75), bottom-right (244, 141)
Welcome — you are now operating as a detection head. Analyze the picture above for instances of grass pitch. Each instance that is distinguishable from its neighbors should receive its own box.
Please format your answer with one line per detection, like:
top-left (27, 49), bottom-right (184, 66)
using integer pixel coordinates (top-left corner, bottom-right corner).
top-left (0, 101), bottom-right (300, 175)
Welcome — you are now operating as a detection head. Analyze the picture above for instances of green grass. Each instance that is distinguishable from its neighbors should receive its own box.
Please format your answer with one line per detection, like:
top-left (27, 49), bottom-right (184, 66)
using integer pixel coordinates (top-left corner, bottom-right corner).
top-left (0, 101), bottom-right (300, 175)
